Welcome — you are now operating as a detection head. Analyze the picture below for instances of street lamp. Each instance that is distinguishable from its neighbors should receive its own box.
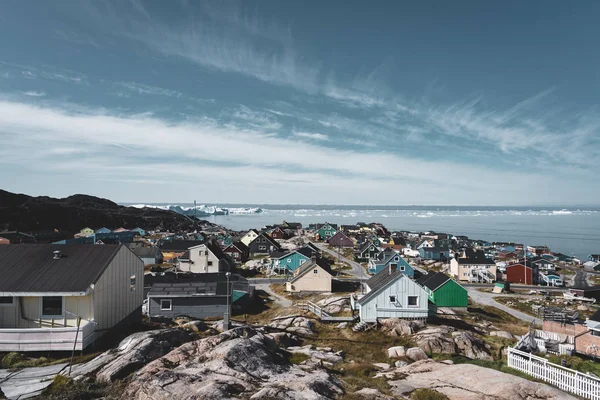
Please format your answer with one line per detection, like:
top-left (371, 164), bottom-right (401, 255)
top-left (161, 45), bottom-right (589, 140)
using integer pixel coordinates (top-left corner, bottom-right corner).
top-left (225, 272), bottom-right (231, 330)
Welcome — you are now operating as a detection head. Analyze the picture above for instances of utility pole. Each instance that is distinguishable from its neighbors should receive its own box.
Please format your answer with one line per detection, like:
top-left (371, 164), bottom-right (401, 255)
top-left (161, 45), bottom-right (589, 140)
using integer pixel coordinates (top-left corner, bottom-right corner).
top-left (224, 272), bottom-right (231, 330)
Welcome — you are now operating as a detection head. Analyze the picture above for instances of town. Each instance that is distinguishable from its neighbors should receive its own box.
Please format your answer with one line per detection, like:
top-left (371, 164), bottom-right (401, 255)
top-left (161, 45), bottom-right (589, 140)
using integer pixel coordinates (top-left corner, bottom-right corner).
top-left (1, 221), bottom-right (600, 399)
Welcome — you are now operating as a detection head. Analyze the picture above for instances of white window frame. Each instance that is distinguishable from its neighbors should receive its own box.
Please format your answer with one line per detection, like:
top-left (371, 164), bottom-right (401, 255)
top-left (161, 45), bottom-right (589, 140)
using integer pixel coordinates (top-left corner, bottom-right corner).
top-left (389, 295), bottom-right (397, 304)
top-left (160, 299), bottom-right (173, 311)
top-left (40, 296), bottom-right (64, 318)
top-left (400, 265), bottom-right (406, 271)
top-left (0, 296), bottom-right (15, 307)
top-left (313, 269), bottom-right (318, 274)
top-left (407, 295), bottom-right (419, 307)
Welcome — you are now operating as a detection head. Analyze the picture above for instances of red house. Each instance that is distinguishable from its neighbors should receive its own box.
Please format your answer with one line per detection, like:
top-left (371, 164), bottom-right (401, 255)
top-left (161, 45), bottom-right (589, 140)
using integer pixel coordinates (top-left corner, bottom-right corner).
top-left (506, 263), bottom-right (537, 285)
top-left (270, 227), bottom-right (287, 240)
top-left (328, 231), bottom-right (354, 248)
top-left (223, 241), bottom-right (249, 264)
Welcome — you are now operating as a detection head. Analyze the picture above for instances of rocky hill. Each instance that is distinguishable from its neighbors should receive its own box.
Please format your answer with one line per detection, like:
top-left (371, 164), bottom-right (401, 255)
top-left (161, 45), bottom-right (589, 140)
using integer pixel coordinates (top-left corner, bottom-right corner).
top-left (0, 190), bottom-right (199, 233)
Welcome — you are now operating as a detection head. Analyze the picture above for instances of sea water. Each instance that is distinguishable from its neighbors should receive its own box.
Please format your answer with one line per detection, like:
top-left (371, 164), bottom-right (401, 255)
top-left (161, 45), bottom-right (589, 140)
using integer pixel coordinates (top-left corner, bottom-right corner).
top-left (129, 205), bottom-right (600, 260)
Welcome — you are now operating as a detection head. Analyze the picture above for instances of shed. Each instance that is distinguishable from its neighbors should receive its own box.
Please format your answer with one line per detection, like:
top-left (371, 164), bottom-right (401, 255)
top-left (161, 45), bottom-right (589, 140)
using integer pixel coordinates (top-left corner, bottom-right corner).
top-left (417, 272), bottom-right (468, 308)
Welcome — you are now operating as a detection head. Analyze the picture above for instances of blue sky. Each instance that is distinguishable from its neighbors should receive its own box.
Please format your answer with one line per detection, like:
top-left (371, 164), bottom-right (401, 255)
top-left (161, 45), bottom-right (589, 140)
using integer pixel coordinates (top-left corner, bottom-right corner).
top-left (0, 1), bottom-right (599, 205)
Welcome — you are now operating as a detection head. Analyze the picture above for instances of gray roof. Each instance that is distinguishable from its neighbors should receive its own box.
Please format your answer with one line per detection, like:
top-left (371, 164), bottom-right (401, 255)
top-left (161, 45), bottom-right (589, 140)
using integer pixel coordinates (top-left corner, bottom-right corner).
top-left (360, 268), bottom-right (404, 305)
top-left (0, 244), bottom-right (123, 293)
top-left (128, 245), bottom-right (160, 258)
top-left (289, 259), bottom-right (332, 283)
top-left (148, 281), bottom-right (222, 297)
top-left (145, 272), bottom-right (249, 296)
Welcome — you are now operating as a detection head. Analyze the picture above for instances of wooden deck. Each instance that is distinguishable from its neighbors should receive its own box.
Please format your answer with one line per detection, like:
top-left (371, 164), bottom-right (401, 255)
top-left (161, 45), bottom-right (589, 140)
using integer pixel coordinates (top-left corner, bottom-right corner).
top-left (295, 301), bottom-right (356, 322)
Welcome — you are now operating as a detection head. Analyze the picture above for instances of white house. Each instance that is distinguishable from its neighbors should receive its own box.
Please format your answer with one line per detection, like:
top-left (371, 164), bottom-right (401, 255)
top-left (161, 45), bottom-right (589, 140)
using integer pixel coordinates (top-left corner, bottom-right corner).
top-left (240, 229), bottom-right (260, 246)
top-left (0, 244), bottom-right (144, 352)
top-left (181, 243), bottom-right (231, 274)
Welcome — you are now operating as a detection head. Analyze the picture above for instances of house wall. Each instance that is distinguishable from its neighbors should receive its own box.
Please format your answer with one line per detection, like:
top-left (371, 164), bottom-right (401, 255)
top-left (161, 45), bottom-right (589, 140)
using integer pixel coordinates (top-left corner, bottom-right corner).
top-left (241, 231), bottom-right (258, 246)
top-left (359, 276), bottom-right (429, 322)
top-left (93, 246), bottom-right (144, 331)
top-left (187, 245), bottom-right (222, 273)
top-left (275, 252), bottom-right (309, 272)
top-left (431, 281), bottom-right (468, 308)
top-left (286, 266), bottom-right (332, 293)
top-left (542, 320), bottom-right (600, 355)
top-left (148, 295), bottom-right (228, 319)
top-left (329, 234), bottom-right (354, 248)
top-left (506, 265), bottom-right (533, 284)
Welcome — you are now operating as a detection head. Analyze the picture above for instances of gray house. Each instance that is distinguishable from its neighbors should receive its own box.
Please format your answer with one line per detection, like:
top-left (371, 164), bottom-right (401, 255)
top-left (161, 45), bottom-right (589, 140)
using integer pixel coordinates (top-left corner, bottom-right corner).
top-left (146, 273), bottom-right (253, 319)
top-left (351, 266), bottom-right (430, 323)
top-left (128, 245), bottom-right (163, 266)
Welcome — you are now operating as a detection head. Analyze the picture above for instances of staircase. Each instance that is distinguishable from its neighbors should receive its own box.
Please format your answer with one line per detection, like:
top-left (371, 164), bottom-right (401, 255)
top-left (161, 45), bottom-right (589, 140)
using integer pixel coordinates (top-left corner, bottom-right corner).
top-left (470, 268), bottom-right (494, 283)
top-left (352, 321), bottom-right (376, 332)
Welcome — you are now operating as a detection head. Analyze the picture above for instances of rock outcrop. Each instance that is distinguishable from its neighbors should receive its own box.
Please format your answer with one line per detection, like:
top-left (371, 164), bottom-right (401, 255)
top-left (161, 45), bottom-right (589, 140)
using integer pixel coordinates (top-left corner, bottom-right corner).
top-left (124, 327), bottom-right (344, 400)
top-left (353, 388), bottom-right (395, 399)
top-left (267, 315), bottom-right (317, 336)
top-left (413, 326), bottom-right (492, 360)
top-left (286, 345), bottom-right (344, 364)
top-left (70, 329), bottom-right (195, 382)
top-left (316, 296), bottom-right (350, 314)
top-left (389, 359), bottom-right (576, 399)
top-left (380, 318), bottom-right (425, 337)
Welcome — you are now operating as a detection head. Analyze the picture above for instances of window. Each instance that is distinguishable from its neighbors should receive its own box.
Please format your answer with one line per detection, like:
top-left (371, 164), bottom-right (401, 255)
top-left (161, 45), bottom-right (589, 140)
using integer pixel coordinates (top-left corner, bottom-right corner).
top-left (400, 266), bottom-right (405, 271)
top-left (408, 296), bottom-right (419, 307)
top-left (160, 299), bottom-right (172, 311)
top-left (208, 261), bottom-right (213, 266)
top-left (130, 275), bottom-right (136, 291)
top-left (259, 245), bottom-right (266, 251)
top-left (0, 297), bottom-right (14, 306)
top-left (395, 256), bottom-right (399, 261)
top-left (299, 259), bottom-right (305, 264)
top-left (389, 295), bottom-right (397, 303)
top-left (41, 296), bottom-right (63, 317)
top-left (314, 269), bottom-right (318, 274)
top-left (287, 259), bottom-right (292, 263)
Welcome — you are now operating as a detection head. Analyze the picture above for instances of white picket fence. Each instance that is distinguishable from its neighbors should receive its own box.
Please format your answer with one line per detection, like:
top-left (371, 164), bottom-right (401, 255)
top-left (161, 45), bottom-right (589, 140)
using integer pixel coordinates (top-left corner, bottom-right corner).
top-left (507, 347), bottom-right (600, 399)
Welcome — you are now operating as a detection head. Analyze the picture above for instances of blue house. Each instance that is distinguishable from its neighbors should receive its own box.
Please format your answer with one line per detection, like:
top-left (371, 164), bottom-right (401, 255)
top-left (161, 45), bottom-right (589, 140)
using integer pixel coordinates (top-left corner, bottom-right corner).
top-left (270, 247), bottom-right (314, 272)
top-left (132, 227), bottom-right (146, 237)
top-left (95, 227), bottom-right (112, 234)
top-left (368, 251), bottom-right (414, 277)
top-left (419, 246), bottom-right (450, 261)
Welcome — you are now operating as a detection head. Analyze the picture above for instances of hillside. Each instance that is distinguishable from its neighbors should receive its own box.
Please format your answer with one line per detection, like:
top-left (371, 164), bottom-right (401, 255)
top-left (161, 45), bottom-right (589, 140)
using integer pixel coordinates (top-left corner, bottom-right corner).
top-left (0, 190), bottom-right (198, 233)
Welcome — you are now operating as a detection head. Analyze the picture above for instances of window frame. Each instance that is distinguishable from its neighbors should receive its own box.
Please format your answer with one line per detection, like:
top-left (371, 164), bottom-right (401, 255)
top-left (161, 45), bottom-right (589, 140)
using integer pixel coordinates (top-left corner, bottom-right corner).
top-left (160, 299), bottom-right (173, 311)
top-left (41, 296), bottom-right (64, 318)
top-left (407, 295), bottom-right (419, 307)
top-left (0, 296), bottom-right (14, 307)
top-left (389, 295), bottom-right (397, 304)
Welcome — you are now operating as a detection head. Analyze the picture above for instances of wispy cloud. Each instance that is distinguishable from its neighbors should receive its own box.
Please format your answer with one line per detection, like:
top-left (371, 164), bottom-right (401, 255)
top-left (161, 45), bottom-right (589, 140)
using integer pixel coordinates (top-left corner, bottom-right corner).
top-left (23, 91), bottom-right (46, 97)
top-left (293, 131), bottom-right (329, 141)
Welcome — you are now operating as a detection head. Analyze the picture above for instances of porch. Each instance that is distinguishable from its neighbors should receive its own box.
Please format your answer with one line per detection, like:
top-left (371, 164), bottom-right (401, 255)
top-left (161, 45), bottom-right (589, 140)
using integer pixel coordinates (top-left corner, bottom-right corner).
top-left (0, 320), bottom-right (95, 352)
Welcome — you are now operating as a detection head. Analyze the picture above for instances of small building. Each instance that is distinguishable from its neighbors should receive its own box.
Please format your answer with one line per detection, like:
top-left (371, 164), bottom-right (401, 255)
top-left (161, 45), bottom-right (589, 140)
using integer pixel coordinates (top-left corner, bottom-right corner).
top-left (146, 273), bottom-right (253, 319)
top-left (589, 254), bottom-right (600, 262)
top-left (159, 240), bottom-right (205, 262)
top-left (328, 231), bottom-right (354, 248)
top-left (129, 245), bottom-right (163, 266)
top-left (351, 266), bottom-right (429, 322)
top-left (247, 233), bottom-right (281, 256)
top-left (95, 227), bottom-right (112, 234)
top-left (417, 272), bottom-right (468, 309)
top-left (355, 240), bottom-right (380, 262)
top-left (530, 257), bottom-right (556, 272)
top-left (182, 242), bottom-right (232, 273)
top-left (286, 259), bottom-right (333, 293)
top-left (418, 246), bottom-right (450, 261)
top-left (223, 241), bottom-right (249, 264)
top-left (539, 273), bottom-right (563, 287)
top-left (281, 221), bottom-right (302, 230)
top-left (270, 247), bottom-right (314, 273)
top-left (316, 223), bottom-right (337, 241)
top-left (450, 249), bottom-right (496, 283)
top-left (506, 263), bottom-right (538, 285)
top-left (0, 244), bottom-right (143, 351)
top-left (240, 229), bottom-right (260, 246)
top-left (567, 286), bottom-right (600, 302)
top-left (368, 251), bottom-right (414, 277)
top-left (269, 227), bottom-right (287, 240)
top-left (132, 227), bottom-right (146, 237)
top-left (79, 227), bottom-right (95, 237)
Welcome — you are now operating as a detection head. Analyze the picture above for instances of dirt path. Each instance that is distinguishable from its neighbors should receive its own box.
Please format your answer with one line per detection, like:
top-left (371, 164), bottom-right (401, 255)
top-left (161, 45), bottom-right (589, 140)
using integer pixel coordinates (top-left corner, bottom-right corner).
top-left (254, 283), bottom-right (293, 308)
top-left (466, 287), bottom-right (540, 325)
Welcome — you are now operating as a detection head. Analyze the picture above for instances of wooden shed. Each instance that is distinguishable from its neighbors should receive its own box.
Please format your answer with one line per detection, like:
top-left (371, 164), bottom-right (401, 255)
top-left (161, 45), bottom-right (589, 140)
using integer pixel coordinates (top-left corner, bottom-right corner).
top-left (417, 272), bottom-right (468, 309)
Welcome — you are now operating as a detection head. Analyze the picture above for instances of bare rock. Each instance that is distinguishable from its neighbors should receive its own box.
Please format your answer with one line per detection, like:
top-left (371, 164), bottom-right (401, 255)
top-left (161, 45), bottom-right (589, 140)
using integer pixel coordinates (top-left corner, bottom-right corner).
top-left (381, 318), bottom-right (424, 337)
top-left (577, 305), bottom-right (589, 311)
top-left (373, 363), bottom-right (391, 370)
top-left (353, 388), bottom-right (395, 399)
top-left (336, 322), bottom-right (348, 329)
top-left (387, 346), bottom-right (406, 358)
top-left (414, 328), bottom-right (457, 355)
top-left (395, 360), bottom-right (408, 368)
top-left (286, 345), bottom-right (344, 364)
top-left (490, 331), bottom-right (514, 340)
top-left (316, 296), bottom-right (350, 315)
top-left (390, 359), bottom-right (576, 399)
top-left (268, 315), bottom-right (316, 336)
top-left (453, 332), bottom-right (492, 361)
top-left (124, 327), bottom-right (344, 399)
top-left (181, 320), bottom-right (207, 332)
top-left (70, 328), bottom-right (195, 382)
top-left (406, 347), bottom-right (429, 361)
top-left (266, 332), bottom-right (301, 347)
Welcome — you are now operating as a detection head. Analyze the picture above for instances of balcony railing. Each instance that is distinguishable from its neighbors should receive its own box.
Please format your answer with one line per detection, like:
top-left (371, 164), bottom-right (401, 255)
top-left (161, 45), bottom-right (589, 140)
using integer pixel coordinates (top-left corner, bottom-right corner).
top-left (0, 320), bottom-right (95, 352)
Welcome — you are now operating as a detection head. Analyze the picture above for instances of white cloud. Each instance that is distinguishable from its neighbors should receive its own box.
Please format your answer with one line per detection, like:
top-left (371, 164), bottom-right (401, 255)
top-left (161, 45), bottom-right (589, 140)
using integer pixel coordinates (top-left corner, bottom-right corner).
top-left (23, 91), bottom-right (46, 97)
top-left (293, 131), bottom-right (329, 141)
top-left (0, 99), bottom-right (594, 205)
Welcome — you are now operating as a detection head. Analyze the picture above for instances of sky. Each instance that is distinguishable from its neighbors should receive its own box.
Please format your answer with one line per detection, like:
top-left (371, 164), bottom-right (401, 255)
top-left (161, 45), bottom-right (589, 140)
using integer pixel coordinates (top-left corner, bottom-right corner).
top-left (0, 0), bottom-right (599, 205)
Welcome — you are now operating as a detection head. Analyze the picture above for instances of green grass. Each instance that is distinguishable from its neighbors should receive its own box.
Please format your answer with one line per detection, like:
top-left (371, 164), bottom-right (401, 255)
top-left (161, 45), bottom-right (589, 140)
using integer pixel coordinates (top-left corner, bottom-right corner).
top-left (337, 362), bottom-right (391, 394)
top-left (1, 352), bottom-right (100, 370)
top-left (288, 352), bottom-right (311, 365)
top-left (41, 375), bottom-right (128, 399)
top-left (547, 354), bottom-right (600, 375)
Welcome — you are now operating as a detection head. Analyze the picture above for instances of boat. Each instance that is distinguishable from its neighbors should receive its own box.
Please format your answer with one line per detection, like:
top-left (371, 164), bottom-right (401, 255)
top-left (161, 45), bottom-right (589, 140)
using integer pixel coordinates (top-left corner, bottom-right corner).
top-left (563, 292), bottom-right (597, 303)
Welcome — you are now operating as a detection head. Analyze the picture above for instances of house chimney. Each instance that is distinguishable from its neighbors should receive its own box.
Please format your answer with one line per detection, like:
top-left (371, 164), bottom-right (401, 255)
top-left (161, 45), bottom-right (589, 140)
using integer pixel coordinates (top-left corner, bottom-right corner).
top-left (53, 250), bottom-right (61, 260)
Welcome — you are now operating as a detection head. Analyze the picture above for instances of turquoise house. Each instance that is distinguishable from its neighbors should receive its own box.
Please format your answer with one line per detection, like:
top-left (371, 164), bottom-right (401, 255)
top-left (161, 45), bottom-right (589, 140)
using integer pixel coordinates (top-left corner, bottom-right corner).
top-left (270, 247), bottom-right (313, 272)
top-left (132, 227), bottom-right (146, 236)
top-left (368, 252), bottom-right (414, 277)
top-left (95, 227), bottom-right (112, 234)
top-left (317, 223), bottom-right (337, 241)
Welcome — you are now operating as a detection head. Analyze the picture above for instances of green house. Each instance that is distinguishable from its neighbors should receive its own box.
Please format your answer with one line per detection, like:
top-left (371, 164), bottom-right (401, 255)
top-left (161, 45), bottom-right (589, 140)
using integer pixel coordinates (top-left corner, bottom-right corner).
top-left (417, 272), bottom-right (468, 308)
top-left (317, 223), bottom-right (337, 241)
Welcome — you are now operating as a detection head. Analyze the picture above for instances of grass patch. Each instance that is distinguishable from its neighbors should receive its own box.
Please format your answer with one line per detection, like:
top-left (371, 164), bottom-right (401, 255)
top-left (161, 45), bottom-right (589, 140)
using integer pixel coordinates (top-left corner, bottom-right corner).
top-left (464, 303), bottom-right (529, 336)
top-left (411, 388), bottom-right (450, 400)
top-left (559, 268), bottom-right (575, 276)
top-left (494, 296), bottom-right (537, 317)
top-left (547, 354), bottom-right (600, 375)
top-left (337, 362), bottom-right (391, 394)
top-left (1, 352), bottom-right (100, 370)
top-left (288, 352), bottom-right (311, 365)
top-left (41, 375), bottom-right (127, 399)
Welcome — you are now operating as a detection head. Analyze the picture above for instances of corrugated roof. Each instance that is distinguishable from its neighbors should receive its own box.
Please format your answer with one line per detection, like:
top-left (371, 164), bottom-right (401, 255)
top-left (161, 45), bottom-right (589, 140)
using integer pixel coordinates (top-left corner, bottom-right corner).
top-left (145, 272), bottom-right (249, 296)
top-left (418, 271), bottom-right (451, 291)
top-left (0, 244), bottom-right (123, 293)
top-left (360, 268), bottom-right (404, 305)
top-left (289, 258), bottom-right (332, 283)
top-left (159, 240), bottom-right (204, 252)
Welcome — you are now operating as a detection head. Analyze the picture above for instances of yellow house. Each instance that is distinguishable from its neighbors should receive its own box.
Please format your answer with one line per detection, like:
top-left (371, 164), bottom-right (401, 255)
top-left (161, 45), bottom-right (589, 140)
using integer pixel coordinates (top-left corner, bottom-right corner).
top-left (79, 227), bottom-right (95, 237)
top-left (286, 259), bottom-right (333, 293)
top-left (0, 244), bottom-right (144, 352)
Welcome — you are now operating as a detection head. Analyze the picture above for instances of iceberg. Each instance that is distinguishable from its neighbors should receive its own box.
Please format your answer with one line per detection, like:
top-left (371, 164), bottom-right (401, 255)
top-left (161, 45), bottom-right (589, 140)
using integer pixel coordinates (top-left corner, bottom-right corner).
top-left (128, 204), bottom-right (262, 217)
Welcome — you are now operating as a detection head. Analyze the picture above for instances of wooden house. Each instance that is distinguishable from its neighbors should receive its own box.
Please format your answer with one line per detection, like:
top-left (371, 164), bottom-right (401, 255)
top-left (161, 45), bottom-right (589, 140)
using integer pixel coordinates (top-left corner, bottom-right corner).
top-left (355, 240), bottom-right (380, 262)
top-left (316, 223), bottom-right (337, 241)
top-left (286, 259), bottom-right (333, 293)
top-left (79, 227), bottom-right (95, 237)
top-left (182, 242), bottom-right (232, 273)
top-left (351, 266), bottom-right (429, 322)
top-left (328, 231), bottom-right (354, 248)
top-left (223, 241), bottom-right (249, 264)
top-left (368, 251), bottom-right (414, 277)
top-left (0, 244), bottom-right (143, 352)
top-left (270, 247), bottom-right (314, 272)
top-left (269, 227), bottom-right (287, 240)
top-left (417, 272), bottom-right (468, 309)
top-left (450, 249), bottom-right (496, 283)
top-left (240, 229), bottom-right (260, 246)
top-left (506, 262), bottom-right (538, 285)
top-left (247, 233), bottom-right (281, 256)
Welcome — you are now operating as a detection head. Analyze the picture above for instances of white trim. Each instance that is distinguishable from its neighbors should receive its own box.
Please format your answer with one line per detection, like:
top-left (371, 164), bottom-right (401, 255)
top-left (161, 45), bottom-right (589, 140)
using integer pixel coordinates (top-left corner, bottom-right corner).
top-left (0, 291), bottom-right (88, 297)
top-left (407, 295), bottom-right (419, 307)
top-left (40, 296), bottom-right (65, 319)
top-left (160, 299), bottom-right (173, 311)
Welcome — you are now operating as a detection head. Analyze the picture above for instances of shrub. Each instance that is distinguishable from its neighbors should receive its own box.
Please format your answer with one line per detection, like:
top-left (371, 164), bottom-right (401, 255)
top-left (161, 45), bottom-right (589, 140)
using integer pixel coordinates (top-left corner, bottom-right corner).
top-left (411, 388), bottom-right (450, 400)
